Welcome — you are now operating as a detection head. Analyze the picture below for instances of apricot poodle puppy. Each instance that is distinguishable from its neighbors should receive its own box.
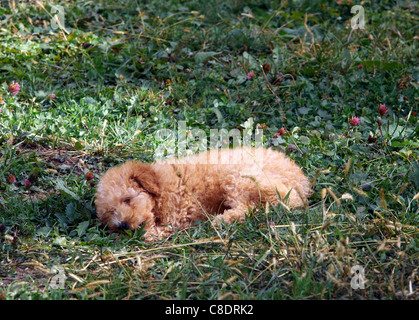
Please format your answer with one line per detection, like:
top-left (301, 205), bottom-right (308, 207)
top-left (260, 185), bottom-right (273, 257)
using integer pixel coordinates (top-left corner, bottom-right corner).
top-left (94, 147), bottom-right (311, 241)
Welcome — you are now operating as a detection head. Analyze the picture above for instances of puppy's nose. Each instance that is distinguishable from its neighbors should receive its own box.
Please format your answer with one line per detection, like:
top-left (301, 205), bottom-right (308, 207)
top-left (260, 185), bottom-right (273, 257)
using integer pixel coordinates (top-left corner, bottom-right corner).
top-left (119, 222), bottom-right (130, 230)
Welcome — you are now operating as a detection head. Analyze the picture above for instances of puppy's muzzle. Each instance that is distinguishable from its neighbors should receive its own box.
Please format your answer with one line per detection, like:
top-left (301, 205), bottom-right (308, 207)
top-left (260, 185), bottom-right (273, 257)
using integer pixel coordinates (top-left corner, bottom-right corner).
top-left (118, 221), bottom-right (145, 231)
top-left (118, 221), bottom-right (130, 230)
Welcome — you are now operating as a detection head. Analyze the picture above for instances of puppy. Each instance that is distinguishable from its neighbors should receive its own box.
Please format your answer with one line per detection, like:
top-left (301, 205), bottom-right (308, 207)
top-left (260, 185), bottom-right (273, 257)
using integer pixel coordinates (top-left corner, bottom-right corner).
top-left (94, 147), bottom-right (311, 240)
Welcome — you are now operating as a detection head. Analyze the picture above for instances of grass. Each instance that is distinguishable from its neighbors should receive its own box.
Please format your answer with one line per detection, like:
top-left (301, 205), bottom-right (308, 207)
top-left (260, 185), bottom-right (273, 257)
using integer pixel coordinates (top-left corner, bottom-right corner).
top-left (0, 0), bottom-right (418, 300)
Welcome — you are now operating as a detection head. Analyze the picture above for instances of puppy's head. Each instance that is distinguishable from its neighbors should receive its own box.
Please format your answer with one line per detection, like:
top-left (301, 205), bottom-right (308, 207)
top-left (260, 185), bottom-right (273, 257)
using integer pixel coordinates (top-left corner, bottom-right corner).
top-left (94, 161), bottom-right (160, 233)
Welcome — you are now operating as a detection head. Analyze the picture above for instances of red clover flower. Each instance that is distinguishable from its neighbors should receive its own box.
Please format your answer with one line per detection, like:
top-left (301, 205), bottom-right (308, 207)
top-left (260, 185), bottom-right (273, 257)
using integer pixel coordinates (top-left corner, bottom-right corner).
top-left (8, 81), bottom-right (20, 95)
top-left (350, 116), bottom-right (360, 126)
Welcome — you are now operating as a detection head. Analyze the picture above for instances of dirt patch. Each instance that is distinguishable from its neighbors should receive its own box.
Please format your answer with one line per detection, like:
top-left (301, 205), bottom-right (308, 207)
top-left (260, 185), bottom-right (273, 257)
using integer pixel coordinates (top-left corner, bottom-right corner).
top-left (15, 139), bottom-right (89, 176)
top-left (0, 264), bottom-right (50, 288)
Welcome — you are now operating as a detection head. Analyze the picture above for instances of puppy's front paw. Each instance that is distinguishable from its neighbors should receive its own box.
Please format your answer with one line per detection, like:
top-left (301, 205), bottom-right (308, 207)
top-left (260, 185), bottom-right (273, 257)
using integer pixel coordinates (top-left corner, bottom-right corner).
top-left (144, 225), bottom-right (174, 242)
top-left (211, 215), bottom-right (225, 227)
top-left (212, 209), bottom-right (245, 227)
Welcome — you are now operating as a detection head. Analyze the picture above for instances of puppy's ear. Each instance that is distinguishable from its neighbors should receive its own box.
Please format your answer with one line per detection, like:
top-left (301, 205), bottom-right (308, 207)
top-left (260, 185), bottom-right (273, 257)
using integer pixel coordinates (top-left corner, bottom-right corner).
top-left (127, 162), bottom-right (160, 196)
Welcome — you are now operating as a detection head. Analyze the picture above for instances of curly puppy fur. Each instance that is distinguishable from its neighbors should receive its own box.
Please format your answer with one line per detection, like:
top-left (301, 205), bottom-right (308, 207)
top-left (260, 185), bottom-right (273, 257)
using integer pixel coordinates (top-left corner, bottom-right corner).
top-left (94, 147), bottom-right (311, 241)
